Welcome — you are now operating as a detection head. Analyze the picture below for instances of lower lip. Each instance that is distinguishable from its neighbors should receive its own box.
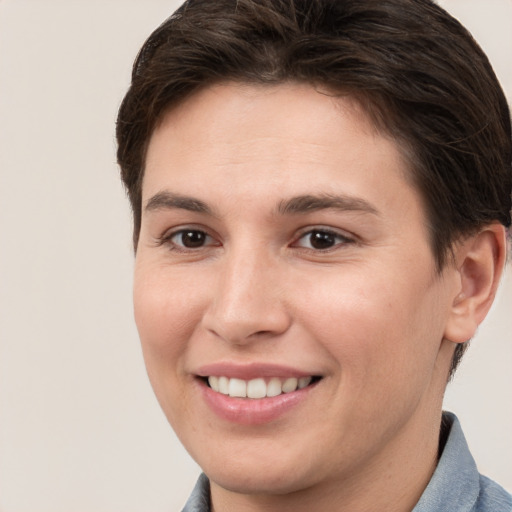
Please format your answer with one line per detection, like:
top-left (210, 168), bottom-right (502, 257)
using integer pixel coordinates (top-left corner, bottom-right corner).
top-left (198, 380), bottom-right (316, 425)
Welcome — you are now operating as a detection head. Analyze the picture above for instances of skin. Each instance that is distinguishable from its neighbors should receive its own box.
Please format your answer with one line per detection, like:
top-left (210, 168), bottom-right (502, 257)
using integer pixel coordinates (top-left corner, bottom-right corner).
top-left (134, 83), bottom-right (505, 512)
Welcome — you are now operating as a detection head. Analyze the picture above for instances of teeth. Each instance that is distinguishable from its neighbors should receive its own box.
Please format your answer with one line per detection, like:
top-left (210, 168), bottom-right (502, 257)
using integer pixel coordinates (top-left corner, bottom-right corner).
top-left (282, 377), bottom-right (298, 393)
top-left (218, 376), bottom-right (229, 394)
top-left (266, 377), bottom-right (282, 397)
top-left (298, 376), bottom-right (312, 389)
top-left (228, 378), bottom-right (246, 397)
top-left (247, 378), bottom-right (266, 399)
top-left (207, 375), bottom-right (314, 399)
top-left (208, 376), bottom-right (219, 392)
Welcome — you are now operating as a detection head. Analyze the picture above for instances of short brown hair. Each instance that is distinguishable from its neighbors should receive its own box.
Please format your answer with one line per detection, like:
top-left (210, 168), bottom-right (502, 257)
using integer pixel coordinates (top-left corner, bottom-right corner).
top-left (116, 0), bottom-right (511, 374)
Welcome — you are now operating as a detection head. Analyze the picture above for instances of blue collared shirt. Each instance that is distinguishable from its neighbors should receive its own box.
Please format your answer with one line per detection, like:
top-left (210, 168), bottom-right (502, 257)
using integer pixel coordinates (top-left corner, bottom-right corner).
top-left (181, 412), bottom-right (512, 511)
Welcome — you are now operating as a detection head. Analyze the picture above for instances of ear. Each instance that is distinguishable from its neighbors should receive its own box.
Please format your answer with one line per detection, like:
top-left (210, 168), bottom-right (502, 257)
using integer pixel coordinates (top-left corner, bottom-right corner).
top-left (444, 223), bottom-right (508, 344)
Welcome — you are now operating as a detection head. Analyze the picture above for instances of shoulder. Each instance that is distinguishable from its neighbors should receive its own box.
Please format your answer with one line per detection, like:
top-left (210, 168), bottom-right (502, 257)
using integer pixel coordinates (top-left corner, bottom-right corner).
top-left (473, 474), bottom-right (512, 512)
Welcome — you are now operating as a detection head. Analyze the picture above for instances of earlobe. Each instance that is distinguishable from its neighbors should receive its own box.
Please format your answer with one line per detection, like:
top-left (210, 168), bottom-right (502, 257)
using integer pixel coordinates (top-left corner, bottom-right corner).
top-left (443, 223), bottom-right (507, 344)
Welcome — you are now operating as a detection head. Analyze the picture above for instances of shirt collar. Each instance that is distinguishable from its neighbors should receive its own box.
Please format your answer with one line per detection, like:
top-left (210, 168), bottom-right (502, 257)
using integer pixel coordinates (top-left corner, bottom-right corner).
top-left (413, 411), bottom-right (479, 511)
top-left (182, 472), bottom-right (211, 512)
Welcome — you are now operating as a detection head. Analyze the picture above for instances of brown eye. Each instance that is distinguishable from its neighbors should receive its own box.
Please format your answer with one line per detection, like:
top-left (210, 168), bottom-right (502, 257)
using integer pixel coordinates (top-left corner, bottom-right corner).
top-left (172, 229), bottom-right (210, 248)
top-left (295, 229), bottom-right (352, 250)
top-left (309, 230), bottom-right (336, 249)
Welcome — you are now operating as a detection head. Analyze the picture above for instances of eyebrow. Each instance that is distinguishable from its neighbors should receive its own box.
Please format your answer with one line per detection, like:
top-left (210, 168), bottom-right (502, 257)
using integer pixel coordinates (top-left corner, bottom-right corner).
top-left (144, 191), bottom-right (379, 218)
top-left (276, 194), bottom-right (379, 216)
top-left (144, 191), bottom-right (214, 216)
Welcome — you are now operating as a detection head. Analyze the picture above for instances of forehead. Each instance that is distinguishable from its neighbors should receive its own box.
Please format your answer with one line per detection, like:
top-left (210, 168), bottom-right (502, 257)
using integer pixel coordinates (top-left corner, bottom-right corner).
top-left (144, 82), bottom-right (412, 201)
top-left (151, 82), bottom-right (385, 149)
top-left (145, 84), bottom-right (425, 233)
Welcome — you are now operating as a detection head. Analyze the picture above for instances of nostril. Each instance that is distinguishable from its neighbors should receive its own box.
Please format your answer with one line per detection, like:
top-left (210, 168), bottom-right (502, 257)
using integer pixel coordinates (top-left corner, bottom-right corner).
top-left (249, 330), bottom-right (273, 338)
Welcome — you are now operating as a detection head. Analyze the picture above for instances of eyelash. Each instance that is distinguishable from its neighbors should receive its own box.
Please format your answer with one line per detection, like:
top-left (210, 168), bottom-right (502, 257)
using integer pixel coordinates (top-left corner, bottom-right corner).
top-left (157, 228), bottom-right (218, 252)
top-left (292, 228), bottom-right (355, 252)
top-left (157, 226), bottom-right (355, 253)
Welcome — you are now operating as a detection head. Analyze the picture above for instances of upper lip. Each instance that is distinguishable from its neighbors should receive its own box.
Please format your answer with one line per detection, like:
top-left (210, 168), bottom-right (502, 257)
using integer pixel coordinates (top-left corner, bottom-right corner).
top-left (195, 362), bottom-right (319, 380)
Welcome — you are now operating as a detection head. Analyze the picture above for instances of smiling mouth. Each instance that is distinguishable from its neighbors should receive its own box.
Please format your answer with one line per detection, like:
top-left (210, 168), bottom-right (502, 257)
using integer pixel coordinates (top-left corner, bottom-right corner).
top-left (204, 375), bottom-right (322, 399)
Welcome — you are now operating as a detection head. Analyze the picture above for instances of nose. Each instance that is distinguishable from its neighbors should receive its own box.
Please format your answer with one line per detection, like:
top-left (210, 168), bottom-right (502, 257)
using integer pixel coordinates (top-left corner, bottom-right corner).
top-left (202, 246), bottom-right (292, 345)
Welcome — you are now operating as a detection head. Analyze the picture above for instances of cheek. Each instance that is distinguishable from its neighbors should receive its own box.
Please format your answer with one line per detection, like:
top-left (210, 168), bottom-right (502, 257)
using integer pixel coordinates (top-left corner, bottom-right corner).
top-left (298, 270), bottom-right (448, 441)
top-left (295, 265), bottom-right (445, 380)
top-left (132, 264), bottom-right (210, 427)
top-left (133, 264), bottom-right (207, 372)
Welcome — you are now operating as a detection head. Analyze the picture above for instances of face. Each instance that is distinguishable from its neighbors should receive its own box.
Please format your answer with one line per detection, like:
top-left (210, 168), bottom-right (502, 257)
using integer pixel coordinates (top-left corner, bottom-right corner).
top-left (134, 83), bottom-right (458, 498)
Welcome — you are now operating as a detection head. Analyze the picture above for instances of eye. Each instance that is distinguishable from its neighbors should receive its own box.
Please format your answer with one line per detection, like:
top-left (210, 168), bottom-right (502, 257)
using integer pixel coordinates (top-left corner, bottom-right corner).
top-left (294, 228), bottom-right (352, 251)
top-left (167, 229), bottom-right (216, 250)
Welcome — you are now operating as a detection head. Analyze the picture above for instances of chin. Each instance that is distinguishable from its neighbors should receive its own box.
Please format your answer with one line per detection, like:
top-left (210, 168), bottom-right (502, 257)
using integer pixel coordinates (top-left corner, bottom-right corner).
top-left (191, 439), bottom-right (324, 496)
top-left (207, 465), bottom-right (314, 496)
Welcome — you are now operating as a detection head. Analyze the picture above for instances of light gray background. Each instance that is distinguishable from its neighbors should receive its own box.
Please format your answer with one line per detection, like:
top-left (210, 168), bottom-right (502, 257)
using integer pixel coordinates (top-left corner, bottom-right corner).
top-left (0, 1), bottom-right (510, 511)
